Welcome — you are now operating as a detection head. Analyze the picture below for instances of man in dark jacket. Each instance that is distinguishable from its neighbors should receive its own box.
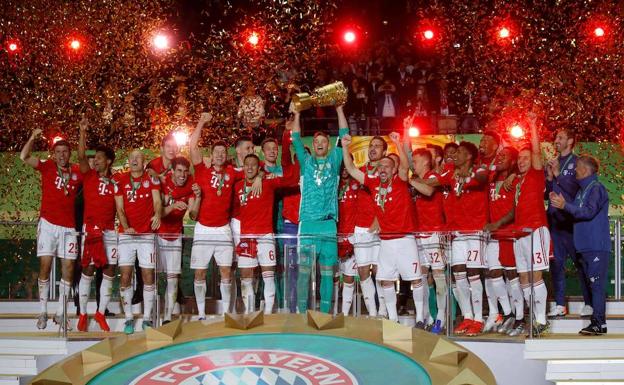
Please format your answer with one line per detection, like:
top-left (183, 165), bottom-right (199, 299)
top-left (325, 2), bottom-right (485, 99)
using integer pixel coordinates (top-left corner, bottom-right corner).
top-left (549, 155), bottom-right (610, 335)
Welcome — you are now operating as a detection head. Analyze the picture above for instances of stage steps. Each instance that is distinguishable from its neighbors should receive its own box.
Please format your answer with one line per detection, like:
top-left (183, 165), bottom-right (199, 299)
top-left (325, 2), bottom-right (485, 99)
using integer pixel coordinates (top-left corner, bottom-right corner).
top-left (0, 338), bottom-right (68, 385)
top-left (526, 338), bottom-right (624, 383)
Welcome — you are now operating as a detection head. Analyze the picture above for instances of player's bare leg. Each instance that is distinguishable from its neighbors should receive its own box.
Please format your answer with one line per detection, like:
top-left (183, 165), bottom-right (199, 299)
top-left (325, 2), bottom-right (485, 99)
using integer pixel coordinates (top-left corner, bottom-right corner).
top-left (36, 256), bottom-right (54, 329)
top-left (358, 265), bottom-right (377, 316)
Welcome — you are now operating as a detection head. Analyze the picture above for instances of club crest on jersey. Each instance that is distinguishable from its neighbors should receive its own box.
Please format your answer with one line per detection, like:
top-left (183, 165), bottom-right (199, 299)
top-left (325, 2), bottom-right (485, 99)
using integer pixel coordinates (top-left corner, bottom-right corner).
top-left (131, 349), bottom-right (358, 385)
top-left (71, 173), bottom-right (78, 181)
top-left (151, 176), bottom-right (161, 185)
top-left (143, 180), bottom-right (150, 188)
top-left (224, 174), bottom-right (231, 181)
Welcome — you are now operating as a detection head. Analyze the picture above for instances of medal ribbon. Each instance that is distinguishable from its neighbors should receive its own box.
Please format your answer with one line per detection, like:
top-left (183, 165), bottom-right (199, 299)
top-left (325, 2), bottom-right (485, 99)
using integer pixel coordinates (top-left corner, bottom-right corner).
top-left (377, 179), bottom-right (392, 212)
top-left (56, 164), bottom-right (70, 195)
top-left (129, 174), bottom-right (141, 199)
top-left (577, 180), bottom-right (597, 208)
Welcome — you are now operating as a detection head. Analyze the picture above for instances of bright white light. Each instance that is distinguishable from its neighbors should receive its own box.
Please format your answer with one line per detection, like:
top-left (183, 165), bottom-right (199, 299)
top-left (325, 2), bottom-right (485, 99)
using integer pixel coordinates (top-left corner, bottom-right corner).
top-left (423, 30), bottom-right (434, 40)
top-left (594, 27), bottom-right (605, 37)
top-left (344, 31), bottom-right (356, 43)
top-left (70, 40), bottom-right (81, 50)
top-left (499, 27), bottom-right (511, 38)
top-left (172, 131), bottom-right (189, 147)
top-left (153, 34), bottom-right (169, 50)
top-left (408, 126), bottom-right (420, 137)
top-left (510, 124), bottom-right (525, 139)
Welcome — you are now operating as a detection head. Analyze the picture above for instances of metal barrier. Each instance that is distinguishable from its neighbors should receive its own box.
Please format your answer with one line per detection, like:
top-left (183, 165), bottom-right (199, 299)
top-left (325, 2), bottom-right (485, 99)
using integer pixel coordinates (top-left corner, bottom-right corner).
top-left (1, 218), bottom-right (623, 339)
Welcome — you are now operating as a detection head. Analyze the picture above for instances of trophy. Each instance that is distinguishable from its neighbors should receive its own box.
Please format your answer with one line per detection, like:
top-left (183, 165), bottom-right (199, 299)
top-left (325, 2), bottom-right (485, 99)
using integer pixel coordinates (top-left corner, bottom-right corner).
top-left (292, 81), bottom-right (348, 112)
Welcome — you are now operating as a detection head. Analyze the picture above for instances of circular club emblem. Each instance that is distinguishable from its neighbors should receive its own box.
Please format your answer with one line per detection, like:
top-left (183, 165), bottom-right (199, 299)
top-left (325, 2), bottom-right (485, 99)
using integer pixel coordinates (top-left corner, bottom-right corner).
top-left (88, 334), bottom-right (431, 385)
top-left (143, 180), bottom-right (150, 188)
top-left (131, 349), bottom-right (358, 385)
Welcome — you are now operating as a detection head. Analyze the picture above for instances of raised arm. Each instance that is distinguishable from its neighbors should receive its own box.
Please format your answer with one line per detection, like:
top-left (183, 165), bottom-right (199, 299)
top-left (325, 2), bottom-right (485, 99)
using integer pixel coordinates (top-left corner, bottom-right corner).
top-left (528, 113), bottom-right (543, 170)
top-left (290, 111), bottom-right (309, 167)
top-left (188, 183), bottom-right (202, 221)
top-left (20, 128), bottom-right (43, 168)
top-left (341, 135), bottom-right (364, 184)
top-left (190, 113), bottom-right (212, 166)
top-left (77, 116), bottom-right (90, 174)
top-left (336, 105), bottom-right (348, 138)
top-left (388, 132), bottom-right (409, 181)
top-left (410, 177), bottom-right (435, 196)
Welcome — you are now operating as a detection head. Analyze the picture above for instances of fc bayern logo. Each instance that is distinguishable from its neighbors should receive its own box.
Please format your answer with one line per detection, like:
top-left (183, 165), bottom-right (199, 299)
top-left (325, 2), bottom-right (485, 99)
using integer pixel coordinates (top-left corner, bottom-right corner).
top-left (130, 349), bottom-right (358, 385)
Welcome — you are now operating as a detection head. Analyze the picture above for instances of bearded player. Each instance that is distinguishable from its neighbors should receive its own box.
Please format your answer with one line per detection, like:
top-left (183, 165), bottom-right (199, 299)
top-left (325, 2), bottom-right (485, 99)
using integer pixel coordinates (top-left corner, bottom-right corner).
top-left (343, 132), bottom-right (424, 322)
top-left (158, 156), bottom-right (200, 323)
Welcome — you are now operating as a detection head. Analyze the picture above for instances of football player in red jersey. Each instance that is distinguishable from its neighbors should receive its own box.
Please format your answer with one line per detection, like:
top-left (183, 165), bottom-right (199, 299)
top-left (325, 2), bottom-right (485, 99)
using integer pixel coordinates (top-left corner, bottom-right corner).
top-left (114, 150), bottom-right (162, 334)
top-left (21, 129), bottom-right (83, 330)
top-left (343, 132), bottom-right (425, 323)
top-left (336, 161), bottom-right (359, 315)
top-left (234, 154), bottom-right (297, 314)
top-left (351, 136), bottom-right (387, 317)
top-left (146, 133), bottom-right (178, 183)
top-left (411, 148), bottom-right (448, 333)
top-left (482, 147), bottom-right (523, 335)
top-left (158, 156), bottom-right (200, 323)
top-left (189, 113), bottom-right (238, 318)
top-left (486, 114), bottom-right (551, 335)
top-left (76, 118), bottom-right (117, 332)
top-left (431, 141), bottom-right (489, 336)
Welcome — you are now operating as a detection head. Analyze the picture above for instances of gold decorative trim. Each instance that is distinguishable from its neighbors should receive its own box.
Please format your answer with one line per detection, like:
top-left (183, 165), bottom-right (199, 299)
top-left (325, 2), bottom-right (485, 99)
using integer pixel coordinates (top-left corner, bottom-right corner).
top-left (30, 313), bottom-right (496, 385)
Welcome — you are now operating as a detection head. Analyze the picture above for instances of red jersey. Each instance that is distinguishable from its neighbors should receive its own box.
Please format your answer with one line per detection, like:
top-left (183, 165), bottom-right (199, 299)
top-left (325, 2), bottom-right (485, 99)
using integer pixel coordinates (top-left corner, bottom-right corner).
top-left (364, 174), bottom-right (416, 240)
top-left (235, 176), bottom-right (290, 235)
top-left (193, 162), bottom-right (236, 227)
top-left (113, 172), bottom-right (160, 234)
top-left (338, 179), bottom-right (359, 235)
top-left (82, 169), bottom-right (116, 230)
top-left (280, 158), bottom-right (301, 225)
top-left (354, 163), bottom-right (378, 228)
top-left (437, 166), bottom-right (488, 232)
top-left (35, 160), bottom-right (83, 228)
top-left (159, 174), bottom-right (194, 239)
top-left (488, 175), bottom-right (517, 230)
top-left (146, 156), bottom-right (173, 178)
top-left (514, 168), bottom-right (548, 230)
top-left (412, 170), bottom-right (445, 232)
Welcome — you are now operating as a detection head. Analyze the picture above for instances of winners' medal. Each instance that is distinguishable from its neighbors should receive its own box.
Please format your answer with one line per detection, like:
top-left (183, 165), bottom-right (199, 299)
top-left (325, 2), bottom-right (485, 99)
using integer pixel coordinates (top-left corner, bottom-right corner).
top-left (130, 174), bottom-right (140, 200)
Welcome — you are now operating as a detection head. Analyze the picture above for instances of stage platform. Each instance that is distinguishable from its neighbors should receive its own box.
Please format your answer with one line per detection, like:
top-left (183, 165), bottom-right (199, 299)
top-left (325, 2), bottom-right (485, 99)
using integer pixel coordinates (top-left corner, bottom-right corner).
top-left (0, 301), bottom-right (623, 385)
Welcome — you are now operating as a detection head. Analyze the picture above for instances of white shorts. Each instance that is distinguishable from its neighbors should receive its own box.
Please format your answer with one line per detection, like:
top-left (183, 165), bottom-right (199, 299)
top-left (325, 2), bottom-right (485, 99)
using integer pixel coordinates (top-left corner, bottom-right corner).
top-left (451, 232), bottom-right (486, 268)
top-left (237, 234), bottom-right (277, 268)
top-left (339, 254), bottom-right (357, 277)
top-left (513, 226), bottom-right (551, 273)
top-left (37, 218), bottom-right (79, 260)
top-left (349, 226), bottom-right (380, 266)
top-left (190, 222), bottom-right (234, 268)
top-left (118, 233), bottom-right (156, 269)
top-left (484, 238), bottom-right (503, 270)
top-left (417, 232), bottom-right (446, 270)
top-left (377, 236), bottom-right (422, 281)
top-left (230, 218), bottom-right (241, 264)
top-left (157, 235), bottom-right (182, 274)
top-left (80, 226), bottom-right (118, 265)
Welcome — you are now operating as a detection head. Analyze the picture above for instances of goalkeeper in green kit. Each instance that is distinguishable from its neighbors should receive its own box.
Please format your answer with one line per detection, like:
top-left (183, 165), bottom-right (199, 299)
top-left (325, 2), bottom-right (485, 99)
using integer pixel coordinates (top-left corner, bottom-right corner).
top-left (288, 105), bottom-right (348, 313)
